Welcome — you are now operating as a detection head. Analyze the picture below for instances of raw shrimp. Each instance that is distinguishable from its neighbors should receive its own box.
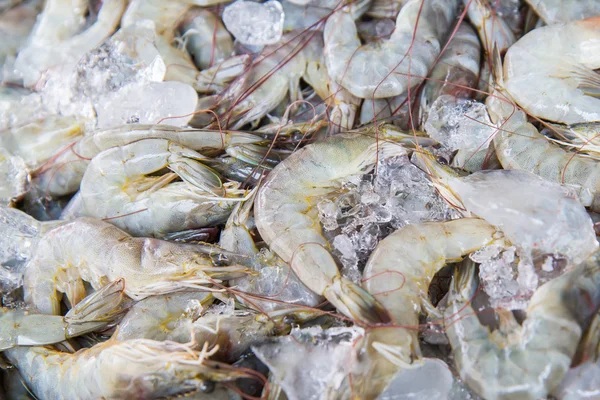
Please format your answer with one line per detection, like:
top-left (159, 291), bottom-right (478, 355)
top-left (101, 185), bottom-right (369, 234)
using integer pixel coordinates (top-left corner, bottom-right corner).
top-left (79, 138), bottom-right (247, 237)
top-left (179, 8), bottom-right (234, 71)
top-left (353, 219), bottom-right (499, 398)
top-left (419, 23), bottom-right (481, 125)
top-left (4, 337), bottom-right (249, 400)
top-left (255, 134), bottom-right (407, 324)
top-left (486, 87), bottom-right (600, 211)
top-left (281, 0), bottom-right (371, 32)
top-left (117, 296), bottom-right (280, 362)
top-left (503, 17), bottom-right (600, 124)
top-left (525, 0), bottom-right (600, 24)
top-left (323, 0), bottom-right (458, 98)
top-left (464, 0), bottom-right (516, 55)
top-left (35, 124), bottom-right (263, 197)
top-left (0, 279), bottom-right (126, 351)
top-left (444, 251), bottom-right (600, 400)
top-left (12, 0), bottom-right (126, 87)
top-left (23, 217), bottom-right (248, 315)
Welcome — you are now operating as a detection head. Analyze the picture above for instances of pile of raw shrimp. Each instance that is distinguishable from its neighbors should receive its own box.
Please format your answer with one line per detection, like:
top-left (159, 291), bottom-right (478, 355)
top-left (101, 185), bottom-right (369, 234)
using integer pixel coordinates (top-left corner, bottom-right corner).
top-left (1, 0), bottom-right (600, 398)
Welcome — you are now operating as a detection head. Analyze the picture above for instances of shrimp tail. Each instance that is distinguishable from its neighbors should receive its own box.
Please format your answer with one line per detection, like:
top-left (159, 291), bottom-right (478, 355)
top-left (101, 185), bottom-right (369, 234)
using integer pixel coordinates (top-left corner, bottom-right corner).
top-left (168, 145), bottom-right (224, 196)
top-left (64, 279), bottom-right (128, 337)
top-left (450, 258), bottom-right (479, 302)
top-left (325, 278), bottom-right (391, 324)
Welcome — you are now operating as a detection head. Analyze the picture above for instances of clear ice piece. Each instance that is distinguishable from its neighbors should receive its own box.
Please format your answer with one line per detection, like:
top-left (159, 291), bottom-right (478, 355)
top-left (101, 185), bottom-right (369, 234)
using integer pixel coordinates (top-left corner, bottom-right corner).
top-left (378, 358), bottom-right (455, 400)
top-left (449, 169), bottom-right (598, 263)
top-left (424, 95), bottom-right (495, 152)
top-left (252, 326), bottom-right (364, 400)
top-left (223, 0), bottom-right (284, 46)
top-left (95, 81), bottom-right (198, 128)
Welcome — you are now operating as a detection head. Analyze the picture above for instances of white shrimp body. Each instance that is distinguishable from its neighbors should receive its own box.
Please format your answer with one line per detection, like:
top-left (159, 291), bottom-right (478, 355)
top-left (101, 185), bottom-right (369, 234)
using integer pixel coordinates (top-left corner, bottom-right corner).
top-left (525, 0), bottom-right (600, 24)
top-left (503, 17), bottom-right (600, 124)
top-left (23, 217), bottom-right (246, 315)
top-left (486, 89), bottom-right (600, 211)
top-left (79, 138), bottom-right (248, 237)
top-left (13, 0), bottom-right (126, 87)
top-left (444, 251), bottom-right (600, 400)
top-left (324, 0), bottom-right (458, 99)
top-left (255, 134), bottom-right (407, 324)
top-left (5, 337), bottom-right (247, 400)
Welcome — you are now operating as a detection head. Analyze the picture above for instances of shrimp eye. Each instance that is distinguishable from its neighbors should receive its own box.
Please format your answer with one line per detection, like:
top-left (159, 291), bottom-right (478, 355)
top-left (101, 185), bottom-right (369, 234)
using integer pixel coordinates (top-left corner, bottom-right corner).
top-left (436, 156), bottom-right (449, 165)
top-left (199, 380), bottom-right (215, 393)
top-left (283, 315), bottom-right (296, 325)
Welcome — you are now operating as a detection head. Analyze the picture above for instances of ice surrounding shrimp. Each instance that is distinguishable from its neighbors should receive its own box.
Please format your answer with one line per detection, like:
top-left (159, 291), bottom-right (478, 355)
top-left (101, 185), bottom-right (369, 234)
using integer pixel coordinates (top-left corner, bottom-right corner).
top-left (419, 23), bottom-right (481, 126)
top-left (525, 0), bottom-right (600, 24)
top-left (323, 0), bottom-right (458, 99)
top-left (220, 194), bottom-right (322, 311)
top-left (34, 124), bottom-right (263, 198)
top-left (486, 86), bottom-right (600, 212)
top-left (78, 138), bottom-right (248, 237)
top-left (464, 0), bottom-right (516, 55)
top-left (350, 219), bottom-right (499, 398)
top-left (444, 251), bottom-right (600, 400)
top-left (255, 133), bottom-right (410, 324)
top-left (503, 17), bottom-right (600, 124)
top-left (12, 0), bottom-right (127, 87)
top-left (22, 217), bottom-right (248, 315)
top-left (179, 8), bottom-right (234, 71)
top-left (4, 336), bottom-right (249, 400)
top-left (0, 279), bottom-right (126, 351)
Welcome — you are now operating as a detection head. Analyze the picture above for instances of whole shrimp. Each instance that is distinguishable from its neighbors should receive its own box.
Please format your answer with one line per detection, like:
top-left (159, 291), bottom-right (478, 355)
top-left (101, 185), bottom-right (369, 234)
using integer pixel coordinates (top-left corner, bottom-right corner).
top-left (34, 124), bottom-right (263, 198)
top-left (525, 0), bottom-right (600, 24)
top-left (23, 217), bottom-right (248, 315)
top-left (4, 337), bottom-right (250, 400)
top-left (443, 250), bottom-right (600, 400)
top-left (503, 16), bottom-right (600, 124)
top-left (255, 133), bottom-right (408, 324)
top-left (352, 218), bottom-right (499, 398)
top-left (79, 138), bottom-right (247, 237)
top-left (323, 0), bottom-right (458, 99)
top-left (0, 279), bottom-right (126, 351)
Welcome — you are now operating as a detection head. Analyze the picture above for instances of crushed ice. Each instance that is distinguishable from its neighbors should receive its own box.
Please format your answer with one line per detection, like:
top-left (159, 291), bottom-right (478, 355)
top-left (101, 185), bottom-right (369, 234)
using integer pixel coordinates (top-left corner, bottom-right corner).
top-left (223, 0), bottom-right (284, 46)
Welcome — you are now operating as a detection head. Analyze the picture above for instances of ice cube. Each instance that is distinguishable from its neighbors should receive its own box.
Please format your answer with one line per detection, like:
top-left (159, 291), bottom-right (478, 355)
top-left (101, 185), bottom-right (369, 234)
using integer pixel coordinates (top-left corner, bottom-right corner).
top-left (223, 1), bottom-right (284, 46)
top-left (424, 95), bottom-right (495, 152)
top-left (378, 358), bottom-right (455, 400)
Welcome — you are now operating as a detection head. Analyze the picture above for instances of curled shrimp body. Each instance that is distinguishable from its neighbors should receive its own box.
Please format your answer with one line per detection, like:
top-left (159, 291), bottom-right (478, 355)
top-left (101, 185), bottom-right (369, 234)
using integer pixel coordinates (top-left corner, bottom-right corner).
top-left (5, 337), bottom-right (248, 400)
top-left (23, 217), bottom-right (247, 315)
top-left (0, 279), bottom-right (125, 351)
top-left (486, 89), bottom-right (600, 211)
top-left (503, 17), bottom-right (600, 124)
top-left (255, 134), bottom-right (407, 324)
top-left (323, 0), bottom-right (458, 99)
top-left (35, 124), bottom-right (262, 198)
top-left (444, 252), bottom-right (600, 400)
top-left (352, 219), bottom-right (498, 397)
top-left (525, 0), bottom-right (600, 24)
top-left (79, 138), bottom-right (245, 237)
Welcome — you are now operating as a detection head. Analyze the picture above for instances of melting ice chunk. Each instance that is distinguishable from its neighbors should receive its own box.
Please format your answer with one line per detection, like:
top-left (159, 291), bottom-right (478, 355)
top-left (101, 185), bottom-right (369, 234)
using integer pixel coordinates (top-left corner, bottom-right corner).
top-left (252, 326), bottom-right (363, 400)
top-left (378, 358), bottom-right (456, 400)
top-left (223, 0), bottom-right (284, 46)
top-left (425, 95), bottom-right (495, 152)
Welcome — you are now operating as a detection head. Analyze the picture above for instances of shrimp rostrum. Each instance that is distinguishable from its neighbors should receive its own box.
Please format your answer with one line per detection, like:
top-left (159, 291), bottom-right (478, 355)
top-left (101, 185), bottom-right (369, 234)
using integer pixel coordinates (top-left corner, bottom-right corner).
top-left (444, 251), bottom-right (600, 400)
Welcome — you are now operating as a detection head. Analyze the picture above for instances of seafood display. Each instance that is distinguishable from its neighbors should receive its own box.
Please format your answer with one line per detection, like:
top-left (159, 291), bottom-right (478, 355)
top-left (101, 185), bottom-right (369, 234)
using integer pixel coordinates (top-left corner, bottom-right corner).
top-left (1, 0), bottom-right (600, 399)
